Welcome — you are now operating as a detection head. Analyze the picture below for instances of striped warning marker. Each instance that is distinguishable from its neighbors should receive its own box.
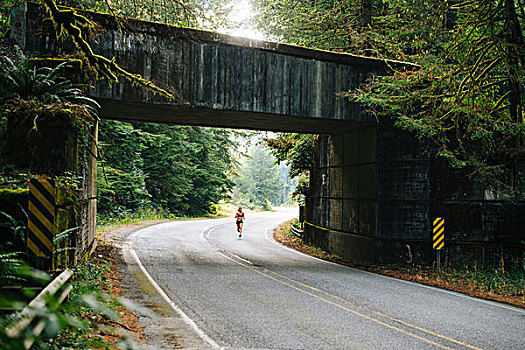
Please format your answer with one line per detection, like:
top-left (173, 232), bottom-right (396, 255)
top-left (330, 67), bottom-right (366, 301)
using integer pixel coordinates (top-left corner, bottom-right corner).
top-left (27, 178), bottom-right (56, 257)
top-left (432, 217), bottom-right (445, 250)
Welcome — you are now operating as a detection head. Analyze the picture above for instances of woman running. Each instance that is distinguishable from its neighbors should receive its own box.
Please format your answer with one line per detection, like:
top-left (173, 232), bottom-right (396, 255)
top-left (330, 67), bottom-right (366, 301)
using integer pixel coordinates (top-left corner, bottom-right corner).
top-left (235, 207), bottom-right (245, 237)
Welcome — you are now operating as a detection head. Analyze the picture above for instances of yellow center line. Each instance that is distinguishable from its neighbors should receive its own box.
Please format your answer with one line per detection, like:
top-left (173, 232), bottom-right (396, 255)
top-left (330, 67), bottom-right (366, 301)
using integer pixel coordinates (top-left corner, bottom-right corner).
top-left (261, 268), bottom-right (482, 350)
top-left (219, 251), bottom-right (482, 350)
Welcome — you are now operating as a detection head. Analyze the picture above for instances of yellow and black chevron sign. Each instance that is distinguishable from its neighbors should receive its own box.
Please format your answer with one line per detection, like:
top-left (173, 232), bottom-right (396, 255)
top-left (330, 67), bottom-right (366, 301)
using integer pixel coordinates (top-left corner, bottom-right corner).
top-left (433, 217), bottom-right (445, 250)
top-left (27, 178), bottom-right (56, 257)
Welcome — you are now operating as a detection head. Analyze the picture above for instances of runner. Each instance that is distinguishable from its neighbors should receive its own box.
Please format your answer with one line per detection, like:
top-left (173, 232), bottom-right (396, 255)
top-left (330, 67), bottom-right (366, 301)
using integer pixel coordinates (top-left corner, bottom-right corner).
top-left (235, 207), bottom-right (245, 237)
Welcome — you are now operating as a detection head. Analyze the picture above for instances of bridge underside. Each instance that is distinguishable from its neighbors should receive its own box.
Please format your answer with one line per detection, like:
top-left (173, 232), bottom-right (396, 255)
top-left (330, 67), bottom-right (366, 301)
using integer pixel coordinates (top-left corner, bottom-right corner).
top-left (97, 99), bottom-right (368, 133)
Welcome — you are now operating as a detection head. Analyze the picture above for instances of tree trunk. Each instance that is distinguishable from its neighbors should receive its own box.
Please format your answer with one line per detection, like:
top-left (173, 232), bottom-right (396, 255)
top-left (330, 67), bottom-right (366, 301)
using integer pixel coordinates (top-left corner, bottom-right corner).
top-left (443, 1), bottom-right (458, 30)
top-left (503, 0), bottom-right (525, 195)
top-left (359, 0), bottom-right (372, 31)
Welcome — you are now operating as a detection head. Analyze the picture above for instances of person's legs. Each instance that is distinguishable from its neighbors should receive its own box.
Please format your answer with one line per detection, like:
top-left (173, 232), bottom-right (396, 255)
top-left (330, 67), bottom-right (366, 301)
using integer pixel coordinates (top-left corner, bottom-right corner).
top-left (239, 222), bottom-right (243, 237)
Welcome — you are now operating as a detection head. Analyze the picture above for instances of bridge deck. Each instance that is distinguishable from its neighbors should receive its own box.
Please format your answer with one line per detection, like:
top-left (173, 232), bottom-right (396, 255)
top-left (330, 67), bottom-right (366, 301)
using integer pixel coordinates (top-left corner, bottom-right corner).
top-left (13, 2), bottom-right (417, 133)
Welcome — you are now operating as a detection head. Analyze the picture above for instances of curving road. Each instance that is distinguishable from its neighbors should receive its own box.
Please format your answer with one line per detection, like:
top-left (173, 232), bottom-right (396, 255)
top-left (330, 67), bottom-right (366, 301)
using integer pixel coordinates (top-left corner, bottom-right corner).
top-left (125, 208), bottom-right (525, 350)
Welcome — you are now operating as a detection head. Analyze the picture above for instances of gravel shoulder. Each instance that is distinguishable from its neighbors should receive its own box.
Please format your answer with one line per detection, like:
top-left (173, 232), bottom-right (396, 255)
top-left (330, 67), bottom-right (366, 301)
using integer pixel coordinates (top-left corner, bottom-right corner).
top-left (100, 220), bottom-right (214, 350)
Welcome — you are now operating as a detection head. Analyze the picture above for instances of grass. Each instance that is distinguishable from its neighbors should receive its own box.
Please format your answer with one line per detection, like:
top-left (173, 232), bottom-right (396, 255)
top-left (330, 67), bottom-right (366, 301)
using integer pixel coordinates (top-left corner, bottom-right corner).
top-left (96, 208), bottom-right (171, 234)
top-left (439, 265), bottom-right (525, 296)
top-left (96, 203), bottom-right (241, 235)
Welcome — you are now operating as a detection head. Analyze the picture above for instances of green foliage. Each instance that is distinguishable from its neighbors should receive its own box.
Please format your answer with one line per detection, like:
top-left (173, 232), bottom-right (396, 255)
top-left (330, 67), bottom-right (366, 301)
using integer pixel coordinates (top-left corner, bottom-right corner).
top-left (96, 208), bottom-right (169, 233)
top-left (0, 254), bottom-right (53, 350)
top-left (265, 133), bottom-right (314, 178)
top-left (37, 0), bottom-right (235, 100)
top-left (0, 247), bottom-right (145, 349)
top-left (0, 57), bottom-right (94, 108)
top-left (233, 144), bottom-right (285, 210)
top-left (255, 0), bottom-right (524, 194)
top-left (352, 0), bottom-right (525, 194)
top-left (52, 250), bottom-right (153, 349)
top-left (440, 265), bottom-right (525, 297)
top-left (97, 120), bottom-right (154, 216)
top-left (0, 0), bottom-right (17, 38)
top-left (0, 57), bottom-right (99, 117)
top-left (0, 210), bottom-right (27, 253)
top-left (139, 124), bottom-right (236, 216)
top-left (254, 0), bottom-right (450, 60)
top-left (98, 120), bottom-right (238, 218)
top-left (265, 133), bottom-right (313, 201)
top-left (40, 0), bottom-right (174, 99)
top-left (62, 0), bottom-right (232, 29)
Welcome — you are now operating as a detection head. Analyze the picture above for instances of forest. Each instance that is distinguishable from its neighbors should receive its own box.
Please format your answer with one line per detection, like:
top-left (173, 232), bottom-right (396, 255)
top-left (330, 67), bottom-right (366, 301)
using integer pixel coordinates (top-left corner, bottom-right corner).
top-left (0, 1), bottom-right (524, 348)
top-left (0, 0), bottom-right (524, 215)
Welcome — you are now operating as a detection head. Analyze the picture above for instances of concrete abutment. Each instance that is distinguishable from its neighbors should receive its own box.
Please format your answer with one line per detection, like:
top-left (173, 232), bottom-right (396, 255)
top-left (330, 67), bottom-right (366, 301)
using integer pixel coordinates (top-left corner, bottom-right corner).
top-left (306, 121), bottom-right (525, 267)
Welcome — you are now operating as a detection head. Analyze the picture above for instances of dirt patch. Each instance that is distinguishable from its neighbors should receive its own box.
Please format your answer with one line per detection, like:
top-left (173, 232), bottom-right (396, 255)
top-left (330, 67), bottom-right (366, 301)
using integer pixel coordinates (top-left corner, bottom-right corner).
top-left (274, 221), bottom-right (525, 309)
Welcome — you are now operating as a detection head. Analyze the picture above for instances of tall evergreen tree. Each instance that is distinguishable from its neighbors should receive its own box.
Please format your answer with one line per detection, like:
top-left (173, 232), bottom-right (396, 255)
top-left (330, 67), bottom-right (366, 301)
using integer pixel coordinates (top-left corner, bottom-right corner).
top-left (254, 0), bottom-right (525, 194)
top-left (98, 121), bottom-right (238, 217)
top-left (234, 144), bottom-right (285, 209)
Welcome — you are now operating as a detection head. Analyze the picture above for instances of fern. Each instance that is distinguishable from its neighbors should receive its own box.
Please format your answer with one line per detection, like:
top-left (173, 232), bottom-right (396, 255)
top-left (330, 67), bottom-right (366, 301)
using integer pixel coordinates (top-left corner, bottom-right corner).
top-left (0, 56), bottom-right (100, 117)
top-left (0, 209), bottom-right (27, 253)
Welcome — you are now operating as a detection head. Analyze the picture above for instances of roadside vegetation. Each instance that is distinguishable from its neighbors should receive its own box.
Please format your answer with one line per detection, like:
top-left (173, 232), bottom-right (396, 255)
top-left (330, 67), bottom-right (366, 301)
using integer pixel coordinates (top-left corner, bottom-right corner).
top-left (275, 219), bottom-right (525, 308)
top-left (0, 220), bottom-right (146, 349)
top-left (257, 0), bottom-right (524, 195)
top-left (50, 241), bottom-right (146, 349)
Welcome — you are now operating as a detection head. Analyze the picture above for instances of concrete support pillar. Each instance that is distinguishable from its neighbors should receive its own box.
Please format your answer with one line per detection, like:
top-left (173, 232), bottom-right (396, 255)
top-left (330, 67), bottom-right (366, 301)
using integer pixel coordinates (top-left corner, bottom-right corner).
top-left (305, 127), bottom-right (378, 263)
top-left (86, 121), bottom-right (98, 259)
top-left (3, 104), bottom-right (97, 269)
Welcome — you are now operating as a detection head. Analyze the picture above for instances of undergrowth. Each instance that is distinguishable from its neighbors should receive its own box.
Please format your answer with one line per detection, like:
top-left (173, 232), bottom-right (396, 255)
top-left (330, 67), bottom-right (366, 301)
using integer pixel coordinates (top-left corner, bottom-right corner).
top-left (439, 266), bottom-right (525, 297)
top-left (97, 203), bottom-right (239, 234)
top-left (50, 251), bottom-right (115, 348)
top-left (96, 208), bottom-right (170, 234)
top-left (51, 244), bottom-right (144, 349)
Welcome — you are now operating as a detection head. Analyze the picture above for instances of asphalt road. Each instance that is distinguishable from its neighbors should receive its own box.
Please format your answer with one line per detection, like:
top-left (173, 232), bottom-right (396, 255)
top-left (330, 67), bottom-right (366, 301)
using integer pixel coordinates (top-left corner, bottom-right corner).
top-left (127, 208), bottom-right (525, 350)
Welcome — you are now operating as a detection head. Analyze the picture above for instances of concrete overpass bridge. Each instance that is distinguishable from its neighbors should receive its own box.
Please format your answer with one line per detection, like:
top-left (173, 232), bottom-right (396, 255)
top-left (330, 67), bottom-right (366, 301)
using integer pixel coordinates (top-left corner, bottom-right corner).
top-left (9, 2), bottom-right (524, 267)
top-left (14, 2), bottom-right (415, 134)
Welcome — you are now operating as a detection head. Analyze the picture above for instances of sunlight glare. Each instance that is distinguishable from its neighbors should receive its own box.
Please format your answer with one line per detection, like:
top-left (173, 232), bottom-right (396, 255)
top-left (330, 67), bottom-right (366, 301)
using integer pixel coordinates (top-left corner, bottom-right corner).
top-left (219, 0), bottom-right (266, 41)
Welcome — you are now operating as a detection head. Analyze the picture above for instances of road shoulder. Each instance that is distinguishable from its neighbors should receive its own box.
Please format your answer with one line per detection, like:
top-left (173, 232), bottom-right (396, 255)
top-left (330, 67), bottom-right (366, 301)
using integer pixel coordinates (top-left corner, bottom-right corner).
top-left (101, 221), bottom-right (215, 350)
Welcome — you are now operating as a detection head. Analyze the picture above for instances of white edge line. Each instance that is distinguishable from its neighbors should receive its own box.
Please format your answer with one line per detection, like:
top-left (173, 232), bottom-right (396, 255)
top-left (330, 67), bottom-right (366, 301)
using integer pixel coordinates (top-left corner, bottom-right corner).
top-left (264, 222), bottom-right (525, 314)
top-left (128, 246), bottom-right (223, 350)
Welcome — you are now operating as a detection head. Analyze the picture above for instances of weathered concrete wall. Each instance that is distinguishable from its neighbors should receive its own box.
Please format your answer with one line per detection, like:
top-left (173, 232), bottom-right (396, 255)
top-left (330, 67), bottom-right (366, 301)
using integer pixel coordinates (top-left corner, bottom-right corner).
top-left (306, 119), bottom-right (525, 267)
top-left (14, 2), bottom-right (415, 133)
top-left (305, 128), bottom-right (378, 262)
top-left (430, 162), bottom-right (525, 268)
